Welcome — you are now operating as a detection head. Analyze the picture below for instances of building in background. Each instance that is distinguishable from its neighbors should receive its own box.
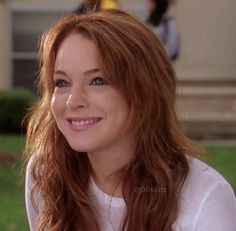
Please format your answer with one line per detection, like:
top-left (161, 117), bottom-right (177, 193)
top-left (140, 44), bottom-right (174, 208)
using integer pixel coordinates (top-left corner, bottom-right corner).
top-left (0, 0), bottom-right (236, 139)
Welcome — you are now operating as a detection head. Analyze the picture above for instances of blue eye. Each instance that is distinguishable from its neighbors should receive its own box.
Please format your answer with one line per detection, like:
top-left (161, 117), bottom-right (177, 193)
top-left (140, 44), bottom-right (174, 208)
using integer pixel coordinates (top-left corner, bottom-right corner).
top-left (54, 79), bottom-right (70, 88)
top-left (90, 77), bottom-right (108, 85)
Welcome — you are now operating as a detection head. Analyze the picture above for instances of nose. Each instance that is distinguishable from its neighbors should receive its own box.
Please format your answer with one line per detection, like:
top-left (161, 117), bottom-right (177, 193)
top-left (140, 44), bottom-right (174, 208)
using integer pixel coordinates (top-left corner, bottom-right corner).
top-left (66, 87), bottom-right (89, 110)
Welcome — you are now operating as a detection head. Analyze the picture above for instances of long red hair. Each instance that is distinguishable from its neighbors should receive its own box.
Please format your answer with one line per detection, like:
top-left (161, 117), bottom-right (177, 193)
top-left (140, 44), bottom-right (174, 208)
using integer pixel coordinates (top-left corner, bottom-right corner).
top-left (24, 9), bottom-right (199, 230)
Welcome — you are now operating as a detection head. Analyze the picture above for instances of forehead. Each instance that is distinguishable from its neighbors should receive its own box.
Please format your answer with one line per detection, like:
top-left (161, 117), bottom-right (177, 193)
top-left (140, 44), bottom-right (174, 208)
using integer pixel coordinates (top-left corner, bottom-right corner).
top-left (57, 33), bottom-right (97, 59)
top-left (55, 33), bottom-right (101, 72)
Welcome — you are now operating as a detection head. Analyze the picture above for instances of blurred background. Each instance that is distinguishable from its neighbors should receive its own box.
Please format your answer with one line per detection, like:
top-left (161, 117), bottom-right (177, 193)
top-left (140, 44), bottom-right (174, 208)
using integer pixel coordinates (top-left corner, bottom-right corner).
top-left (0, 0), bottom-right (235, 230)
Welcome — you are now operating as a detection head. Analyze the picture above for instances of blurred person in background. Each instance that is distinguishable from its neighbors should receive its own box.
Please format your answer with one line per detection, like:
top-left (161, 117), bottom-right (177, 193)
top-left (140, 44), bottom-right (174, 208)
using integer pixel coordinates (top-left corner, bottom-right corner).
top-left (75, 0), bottom-right (119, 14)
top-left (147, 0), bottom-right (180, 61)
top-left (169, 0), bottom-right (176, 5)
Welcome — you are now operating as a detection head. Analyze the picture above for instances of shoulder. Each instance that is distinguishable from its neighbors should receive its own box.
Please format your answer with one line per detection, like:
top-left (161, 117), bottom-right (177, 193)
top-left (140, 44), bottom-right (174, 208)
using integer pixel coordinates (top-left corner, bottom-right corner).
top-left (165, 16), bottom-right (179, 38)
top-left (186, 156), bottom-right (229, 187)
top-left (25, 153), bottom-right (36, 188)
top-left (25, 151), bottom-right (41, 182)
top-left (25, 152), bottom-right (42, 231)
top-left (25, 151), bottom-right (43, 198)
top-left (173, 157), bottom-right (236, 230)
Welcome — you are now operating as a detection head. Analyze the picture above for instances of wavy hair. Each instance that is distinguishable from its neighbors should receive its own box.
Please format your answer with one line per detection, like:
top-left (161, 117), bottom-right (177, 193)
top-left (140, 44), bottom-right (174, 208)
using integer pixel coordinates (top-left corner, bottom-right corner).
top-left (24, 9), bottom-right (199, 231)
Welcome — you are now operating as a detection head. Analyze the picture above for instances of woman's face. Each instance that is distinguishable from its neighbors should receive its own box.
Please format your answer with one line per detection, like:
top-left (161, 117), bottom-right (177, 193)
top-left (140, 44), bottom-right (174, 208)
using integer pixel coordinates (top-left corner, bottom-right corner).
top-left (51, 33), bottom-right (133, 154)
top-left (149, 0), bottom-right (156, 13)
top-left (85, 0), bottom-right (99, 7)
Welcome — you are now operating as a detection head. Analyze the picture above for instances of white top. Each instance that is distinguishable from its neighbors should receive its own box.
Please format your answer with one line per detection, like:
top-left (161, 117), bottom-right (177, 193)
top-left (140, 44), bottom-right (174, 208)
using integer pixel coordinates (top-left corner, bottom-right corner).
top-left (25, 156), bottom-right (236, 231)
top-left (151, 14), bottom-right (180, 60)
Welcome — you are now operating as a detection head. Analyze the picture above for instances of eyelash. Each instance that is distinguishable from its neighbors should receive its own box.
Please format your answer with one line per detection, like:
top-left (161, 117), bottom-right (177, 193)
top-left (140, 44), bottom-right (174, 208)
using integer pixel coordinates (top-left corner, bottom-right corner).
top-left (89, 77), bottom-right (108, 85)
top-left (54, 79), bottom-right (70, 88)
top-left (54, 77), bottom-right (108, 88)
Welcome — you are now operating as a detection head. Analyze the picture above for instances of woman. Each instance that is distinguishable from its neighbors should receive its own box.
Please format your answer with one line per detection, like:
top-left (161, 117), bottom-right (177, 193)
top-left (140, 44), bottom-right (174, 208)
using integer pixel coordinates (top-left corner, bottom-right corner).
top-left (24, 9), bottom-right (236, 231)
top-left (147, 0), bottom-right (180, 60)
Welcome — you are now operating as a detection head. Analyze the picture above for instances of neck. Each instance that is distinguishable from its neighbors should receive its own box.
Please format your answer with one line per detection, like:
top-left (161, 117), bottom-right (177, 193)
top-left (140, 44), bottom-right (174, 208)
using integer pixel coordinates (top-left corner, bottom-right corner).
top-left (87, 137), bottom-right (135, 197)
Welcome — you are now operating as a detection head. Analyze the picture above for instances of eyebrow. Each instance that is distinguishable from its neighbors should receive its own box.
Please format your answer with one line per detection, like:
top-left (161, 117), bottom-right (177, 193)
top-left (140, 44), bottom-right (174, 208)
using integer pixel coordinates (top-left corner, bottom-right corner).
top-left (54, 68), bottom-right (101, 77)
top-left (84, 68), bottom-right (100, 75)
top-left (54, 70), bottom-right (67, 77)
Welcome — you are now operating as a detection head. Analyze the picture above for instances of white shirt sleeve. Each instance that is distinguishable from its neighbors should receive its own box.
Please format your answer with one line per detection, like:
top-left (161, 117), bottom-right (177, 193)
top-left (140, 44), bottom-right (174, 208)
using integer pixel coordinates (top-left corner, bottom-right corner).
top-left (193, 182), bottom-right (236, 231)
top-left (25, 156), bottom-right (38, 231)
top-left (164, 18), bottom-right (180, 59)
top-left (173, 157), bottom-right (236, 231)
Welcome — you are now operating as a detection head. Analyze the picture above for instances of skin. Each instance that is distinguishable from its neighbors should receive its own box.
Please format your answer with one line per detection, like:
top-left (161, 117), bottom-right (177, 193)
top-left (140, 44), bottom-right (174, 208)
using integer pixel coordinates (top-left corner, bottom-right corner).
top-left (148, 0), bottom-right (156, 13)
top-left (84, 0), bottom-right (100, 8)
top-left (51, 33), bottom-right (135, 196)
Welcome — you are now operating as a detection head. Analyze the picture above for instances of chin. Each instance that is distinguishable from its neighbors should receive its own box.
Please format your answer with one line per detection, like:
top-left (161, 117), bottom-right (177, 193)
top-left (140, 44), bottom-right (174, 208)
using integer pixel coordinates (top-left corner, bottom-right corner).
top-left (68, 142), bottom-right (89, 153)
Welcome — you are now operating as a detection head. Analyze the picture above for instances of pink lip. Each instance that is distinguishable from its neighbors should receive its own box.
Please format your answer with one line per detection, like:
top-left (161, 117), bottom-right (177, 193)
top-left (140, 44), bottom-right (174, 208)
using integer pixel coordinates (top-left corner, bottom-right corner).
top-left (66, 116), bottom-right (102, 132)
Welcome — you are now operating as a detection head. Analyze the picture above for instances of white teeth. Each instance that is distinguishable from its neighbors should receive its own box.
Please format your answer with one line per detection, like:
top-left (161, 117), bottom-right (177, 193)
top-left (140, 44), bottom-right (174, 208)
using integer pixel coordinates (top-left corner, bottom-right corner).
top-left (71, 119), bottom-right (98, 126)
top-left (81, 121), bottom-right (85, 126)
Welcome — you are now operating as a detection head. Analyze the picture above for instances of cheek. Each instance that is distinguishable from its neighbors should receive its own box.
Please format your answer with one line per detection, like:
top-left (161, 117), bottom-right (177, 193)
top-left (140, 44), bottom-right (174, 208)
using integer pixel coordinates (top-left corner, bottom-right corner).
top-left (51, 95), bottom-right (58, 117)
top-left (149, 1), bottom-right (155, 12)
top-left (51, 94), bottom-right (66, 118)
top-left (102, 94), bottom-right (129, 121)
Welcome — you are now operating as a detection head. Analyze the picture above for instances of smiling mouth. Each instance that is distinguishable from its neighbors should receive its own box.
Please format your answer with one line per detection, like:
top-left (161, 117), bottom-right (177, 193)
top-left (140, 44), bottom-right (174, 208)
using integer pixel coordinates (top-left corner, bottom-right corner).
top-left (67, 117), bottom-right (102, 131)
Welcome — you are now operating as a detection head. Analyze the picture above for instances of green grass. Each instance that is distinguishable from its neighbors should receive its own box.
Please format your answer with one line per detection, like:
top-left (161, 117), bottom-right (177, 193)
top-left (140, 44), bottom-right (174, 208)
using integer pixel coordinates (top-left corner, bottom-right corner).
top-left (0, 135), bottom-right (235, 231)
top-left (0, 135), bottom-right (25, 156)
top-left (0, 134), bottom-right (28, 231)
top-left (205, 145), bottom-right (236, 191)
